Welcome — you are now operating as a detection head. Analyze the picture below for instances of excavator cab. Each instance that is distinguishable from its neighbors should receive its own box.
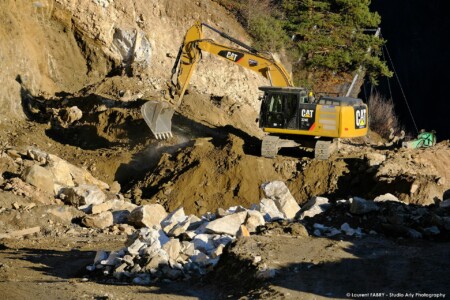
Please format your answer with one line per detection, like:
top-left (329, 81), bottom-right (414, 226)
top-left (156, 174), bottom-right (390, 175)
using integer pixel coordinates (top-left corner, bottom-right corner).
top-left (259, 87), bottom-right (310, 130)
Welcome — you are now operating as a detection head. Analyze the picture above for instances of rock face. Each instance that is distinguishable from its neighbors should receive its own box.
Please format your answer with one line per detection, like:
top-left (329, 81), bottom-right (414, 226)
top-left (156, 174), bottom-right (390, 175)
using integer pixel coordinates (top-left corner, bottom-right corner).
top-left (111, 28), bottom-right (152, 74)
top-left (0, 0), bottom-right (267, 126)
top-left (255, 199), bottom-right (285, 222)
top-left (374, 193), bottom-right (400, 203)
top-left (299, 196), bottom-right (330, 219)
top-left (46, 154), bottom-right (109, 192)
top-left (245, 210), bottom-right (265, 233)
top-left (161, 207), bottom-right (187, 234)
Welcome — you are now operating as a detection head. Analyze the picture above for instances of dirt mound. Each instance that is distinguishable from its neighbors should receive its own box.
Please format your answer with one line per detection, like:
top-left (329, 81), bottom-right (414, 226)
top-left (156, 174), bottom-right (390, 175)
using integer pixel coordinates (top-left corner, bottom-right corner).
top-left (132, 134), bottom-right (298, 214)
top-left (288, 141), bottom-right (450, 206)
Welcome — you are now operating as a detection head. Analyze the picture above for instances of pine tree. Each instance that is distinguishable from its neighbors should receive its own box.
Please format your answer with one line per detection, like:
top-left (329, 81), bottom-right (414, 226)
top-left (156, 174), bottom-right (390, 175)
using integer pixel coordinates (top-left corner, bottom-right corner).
top-left (214, 0), bottom-right (391, 84)
top-left (281, 0), bottom-right (391, 83)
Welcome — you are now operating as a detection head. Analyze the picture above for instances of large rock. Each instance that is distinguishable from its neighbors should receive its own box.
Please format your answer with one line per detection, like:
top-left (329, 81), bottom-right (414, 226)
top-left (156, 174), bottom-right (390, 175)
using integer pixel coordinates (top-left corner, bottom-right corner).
top-left (374, 193), bottom-right (401, 203)
top-left (162, 238), bottom-right (182, 261)
top-left (350, 197), bottom-right (379, 215)
top-left (192, 234), bottom-right (216, 253)
top-left (299, 196), bottom-right (330, 219)
top-left (127, 238), bottom-right (147, 256)
top-left (21, 165), bottom-right (54, 195)
top-left (205, 211), bottom-right (247, 236)
top-left (254, 199), bottom-right (285, 222)
top-left (128, 204), bottom-right (167, 228)
top-left (168, 218), bottom-right (190, 237)
top-left (245, 210), bottom-right (265, 233)
top-left (45, 153), bottom-right (109, 192)
top-left (46, 206), bottom-right (83, 223)
top-left (111, 28), bottom-right (152, 74)
top-left (82, 211), bottom-right (113, 229)
top-left (91, 200), bottom-right (115, 214)
top-left (143, 249), bottom-right (169, 271)
top-left (91, 199), bottom-right (137, 215)
top-left (60, 184), bottom-right (106, 209)
top-left (261, 181), bottom-right (300, 219)
top-left (161, 207), bottom-right (187, 234)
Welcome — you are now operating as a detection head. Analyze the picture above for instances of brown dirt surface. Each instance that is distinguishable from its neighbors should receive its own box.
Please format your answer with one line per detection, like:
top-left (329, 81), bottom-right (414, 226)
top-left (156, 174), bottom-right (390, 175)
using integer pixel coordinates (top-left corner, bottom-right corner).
top-left (133, 134), bottom-right (298, 215)
top-left (215, 234), bottom-right (450, 299)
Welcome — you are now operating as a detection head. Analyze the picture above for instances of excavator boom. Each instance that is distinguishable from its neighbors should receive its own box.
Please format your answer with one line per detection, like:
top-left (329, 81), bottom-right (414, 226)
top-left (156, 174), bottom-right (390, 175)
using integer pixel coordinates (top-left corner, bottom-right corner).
top-left (142, 21), bottom-right (293, 139)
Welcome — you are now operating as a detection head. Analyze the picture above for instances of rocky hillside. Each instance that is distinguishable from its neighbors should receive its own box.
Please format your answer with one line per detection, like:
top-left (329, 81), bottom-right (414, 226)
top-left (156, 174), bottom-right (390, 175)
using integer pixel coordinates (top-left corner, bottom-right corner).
top-left (0, 0), bottom-right (269, 126)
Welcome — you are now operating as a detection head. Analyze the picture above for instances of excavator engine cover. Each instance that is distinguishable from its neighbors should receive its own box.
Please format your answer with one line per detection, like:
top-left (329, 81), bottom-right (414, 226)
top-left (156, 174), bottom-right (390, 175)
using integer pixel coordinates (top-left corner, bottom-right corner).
top-left (141, 101), bottom-right (174, 139)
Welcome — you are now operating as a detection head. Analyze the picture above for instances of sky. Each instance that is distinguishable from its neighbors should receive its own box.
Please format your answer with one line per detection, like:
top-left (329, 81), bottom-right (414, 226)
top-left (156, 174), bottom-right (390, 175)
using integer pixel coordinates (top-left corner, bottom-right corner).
top-left (370, 0), bottom-right (450, 140)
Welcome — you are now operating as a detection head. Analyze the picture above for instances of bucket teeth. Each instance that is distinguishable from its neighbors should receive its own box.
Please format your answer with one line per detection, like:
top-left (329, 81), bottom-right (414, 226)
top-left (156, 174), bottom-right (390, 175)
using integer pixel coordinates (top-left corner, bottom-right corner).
top-left (155, 132), bottom-right (173, 140)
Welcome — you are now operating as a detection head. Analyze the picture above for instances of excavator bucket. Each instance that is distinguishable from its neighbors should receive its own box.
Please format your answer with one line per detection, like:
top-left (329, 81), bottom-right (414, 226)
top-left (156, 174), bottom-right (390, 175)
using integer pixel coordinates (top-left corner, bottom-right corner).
top-left (141, 101), bottom-right (175, 139)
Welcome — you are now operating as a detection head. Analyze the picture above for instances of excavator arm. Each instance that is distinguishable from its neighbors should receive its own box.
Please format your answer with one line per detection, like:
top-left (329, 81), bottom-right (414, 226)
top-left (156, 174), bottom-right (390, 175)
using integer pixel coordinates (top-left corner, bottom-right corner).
top-left (141, 21), bottom-right (293, 139)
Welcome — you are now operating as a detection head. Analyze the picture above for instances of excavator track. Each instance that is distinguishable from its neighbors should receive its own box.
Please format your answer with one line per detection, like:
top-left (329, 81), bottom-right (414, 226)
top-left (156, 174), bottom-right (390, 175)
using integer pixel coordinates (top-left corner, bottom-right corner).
top-left (261, 136), bottom-right (280, 158)
top-left (314, 139), bottom-right (339, 160)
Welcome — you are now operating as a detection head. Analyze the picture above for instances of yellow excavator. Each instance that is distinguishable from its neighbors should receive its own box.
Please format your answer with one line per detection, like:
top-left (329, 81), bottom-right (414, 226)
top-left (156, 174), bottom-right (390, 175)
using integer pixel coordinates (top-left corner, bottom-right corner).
top-left (141, 21), bottom-right (368, 159)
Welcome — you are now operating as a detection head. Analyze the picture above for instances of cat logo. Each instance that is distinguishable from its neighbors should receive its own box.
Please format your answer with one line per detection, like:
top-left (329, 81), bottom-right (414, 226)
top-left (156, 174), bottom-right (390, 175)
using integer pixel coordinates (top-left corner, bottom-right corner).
top-left (218, 50), bottom-right (244, 63)
top-left (355, 108), bottom-right (367, 128)
top-left (301, 109), bottom-right (314, 118)
top-left (226, 51), bottom-right (238, 61)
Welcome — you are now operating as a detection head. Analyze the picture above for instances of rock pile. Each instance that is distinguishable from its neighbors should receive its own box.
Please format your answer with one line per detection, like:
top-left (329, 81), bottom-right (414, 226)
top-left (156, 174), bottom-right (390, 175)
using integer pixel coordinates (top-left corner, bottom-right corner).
top-left (87, 181), bottom-right (301, 282)
top-left (301, 195), bottom-right (450, 240)
top-left (85, 176), bottom-right (450, 283)
top-left (0, 146), bottom-right (138, 233)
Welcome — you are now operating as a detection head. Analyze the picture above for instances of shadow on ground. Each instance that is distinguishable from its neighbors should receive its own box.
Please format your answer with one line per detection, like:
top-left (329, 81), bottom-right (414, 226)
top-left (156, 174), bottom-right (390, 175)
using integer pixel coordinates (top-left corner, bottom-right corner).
top-left (213, 234), bottom-right (450, 299)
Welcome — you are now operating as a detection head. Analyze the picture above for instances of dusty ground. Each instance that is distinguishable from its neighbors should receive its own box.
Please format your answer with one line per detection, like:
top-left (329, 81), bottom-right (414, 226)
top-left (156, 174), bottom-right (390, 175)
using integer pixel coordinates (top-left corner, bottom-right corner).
top-left (1, 92), bottom-right (449, 300)
top-left (1, 0), bottom-right (450, 299)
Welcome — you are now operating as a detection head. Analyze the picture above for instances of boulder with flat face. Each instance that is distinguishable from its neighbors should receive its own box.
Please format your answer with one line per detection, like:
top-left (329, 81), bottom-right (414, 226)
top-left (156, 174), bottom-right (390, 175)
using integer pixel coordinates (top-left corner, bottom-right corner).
top-left (82, 211), bottom-right (113, 229)
top-left (350, 197), bottom-right (379, 215)
top-left (245, 210), bottom-right (265, 233)
top-left (127, 204), bottom-right (167, 228)
top-left (21, 165), bottom-right (54, 195)
top-left (261, 181), bottom-right (300, 219)
top-left (60, 184), bottom-right (106, 209)
top-left (298, 196), bottom-right (330, 219)
top-left (205, 211), bottom-right (247, 236)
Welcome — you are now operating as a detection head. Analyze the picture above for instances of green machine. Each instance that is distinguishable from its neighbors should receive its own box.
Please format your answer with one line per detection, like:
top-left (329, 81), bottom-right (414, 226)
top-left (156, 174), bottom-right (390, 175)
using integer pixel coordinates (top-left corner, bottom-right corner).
top-left (402, 130), bottom-right (437, 149)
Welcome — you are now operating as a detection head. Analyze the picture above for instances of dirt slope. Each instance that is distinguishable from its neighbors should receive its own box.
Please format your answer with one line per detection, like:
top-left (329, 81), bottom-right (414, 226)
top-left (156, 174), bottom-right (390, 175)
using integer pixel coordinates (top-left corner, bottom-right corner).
top-left (0, 0), bottom-right (269, 128)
